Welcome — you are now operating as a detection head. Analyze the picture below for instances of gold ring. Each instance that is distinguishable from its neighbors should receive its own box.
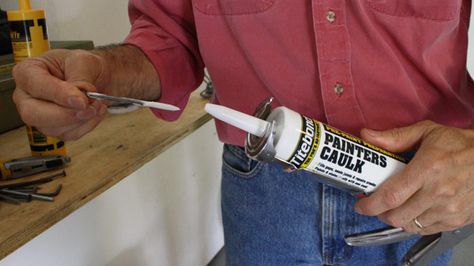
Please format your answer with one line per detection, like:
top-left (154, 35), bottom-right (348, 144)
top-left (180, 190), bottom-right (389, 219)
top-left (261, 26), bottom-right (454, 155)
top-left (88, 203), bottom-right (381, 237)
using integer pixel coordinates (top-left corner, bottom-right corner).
top-left (414, 217), bottom-right (424, 230)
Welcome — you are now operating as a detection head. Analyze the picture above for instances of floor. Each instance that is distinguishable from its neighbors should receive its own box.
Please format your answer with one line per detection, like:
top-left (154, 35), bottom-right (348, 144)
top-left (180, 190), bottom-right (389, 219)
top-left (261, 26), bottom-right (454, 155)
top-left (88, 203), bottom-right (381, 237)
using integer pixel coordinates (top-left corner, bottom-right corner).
top-left (208, 234), bottom-right (474, 266)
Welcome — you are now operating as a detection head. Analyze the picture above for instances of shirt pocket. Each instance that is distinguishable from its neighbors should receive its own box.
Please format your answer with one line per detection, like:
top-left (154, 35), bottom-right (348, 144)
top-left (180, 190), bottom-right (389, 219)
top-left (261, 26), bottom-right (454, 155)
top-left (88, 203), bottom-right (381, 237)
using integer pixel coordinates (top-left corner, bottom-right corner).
top-left (193, 0), bottom-right (276, 16)
top-left (366, 0), bottom-right (462, 21)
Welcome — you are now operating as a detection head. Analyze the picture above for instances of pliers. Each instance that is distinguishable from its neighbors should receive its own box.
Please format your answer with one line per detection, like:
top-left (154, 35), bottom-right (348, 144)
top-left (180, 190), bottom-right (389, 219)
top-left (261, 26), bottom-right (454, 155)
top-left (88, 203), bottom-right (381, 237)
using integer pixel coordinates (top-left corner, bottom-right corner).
top-left (345, 224), bottom-right (474, 265)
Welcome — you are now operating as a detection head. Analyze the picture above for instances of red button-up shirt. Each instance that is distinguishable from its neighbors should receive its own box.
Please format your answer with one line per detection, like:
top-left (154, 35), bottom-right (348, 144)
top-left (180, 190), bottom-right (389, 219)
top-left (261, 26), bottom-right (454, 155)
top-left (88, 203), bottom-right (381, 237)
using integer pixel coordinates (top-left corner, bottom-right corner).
top-left (125, 0), bottom-right (474, 146)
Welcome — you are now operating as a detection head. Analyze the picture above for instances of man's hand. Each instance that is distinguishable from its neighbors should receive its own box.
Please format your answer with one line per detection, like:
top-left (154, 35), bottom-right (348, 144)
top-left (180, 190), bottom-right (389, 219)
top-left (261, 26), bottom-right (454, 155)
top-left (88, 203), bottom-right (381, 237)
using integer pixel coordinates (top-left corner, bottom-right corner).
top-left (12, 45), bottom-right (161, 140)
top-left (13, 49), bottom-right (109, 140)
top-left (355, 120), bottom-right (474, 235)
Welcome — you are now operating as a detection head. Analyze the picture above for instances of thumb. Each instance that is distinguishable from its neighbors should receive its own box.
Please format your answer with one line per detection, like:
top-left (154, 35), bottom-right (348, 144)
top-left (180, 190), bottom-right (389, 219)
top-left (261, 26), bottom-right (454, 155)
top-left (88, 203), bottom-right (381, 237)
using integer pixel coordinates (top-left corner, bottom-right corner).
top-left (360, 121), bottom-right (437, 153)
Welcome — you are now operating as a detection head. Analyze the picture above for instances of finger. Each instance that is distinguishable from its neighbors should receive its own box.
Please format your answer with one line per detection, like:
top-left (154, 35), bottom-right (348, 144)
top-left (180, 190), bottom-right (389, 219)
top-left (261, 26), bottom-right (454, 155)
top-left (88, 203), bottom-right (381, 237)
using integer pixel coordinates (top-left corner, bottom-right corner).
top-left (402, 217), bottom-right (425, 233)
top-left (14, 89), bottom-right (101, 127)
top-left (377, 188), bottom-right (432, 230)
top-left (360, 121), bottom-right (439, 153)
top-left (61, 104), bottom-right (107, 140)
top-left (413, 199), bottom-right (473, 234)
top-left (410, 211), bottom-right (444, 235)
top-left (355, 162), bottom-right (425, 216)
top-left (417, 220), bottom-right (463, 235)
top-left (37, 101), bottom-right (107, 137)
top-left (42, 103), bottom-right (107, 141)
top-left (402, 172), bottom-right (474, 233)
top-left (13, 59), bottom-right (89, 110)
top-left (38, 122), bottom-right (84, 139)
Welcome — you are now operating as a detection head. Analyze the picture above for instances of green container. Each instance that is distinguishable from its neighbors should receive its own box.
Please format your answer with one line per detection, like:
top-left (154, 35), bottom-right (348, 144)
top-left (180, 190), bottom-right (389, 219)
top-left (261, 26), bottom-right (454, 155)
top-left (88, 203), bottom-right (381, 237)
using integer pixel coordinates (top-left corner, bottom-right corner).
top-left (0, 41), bottom-right (94, 134)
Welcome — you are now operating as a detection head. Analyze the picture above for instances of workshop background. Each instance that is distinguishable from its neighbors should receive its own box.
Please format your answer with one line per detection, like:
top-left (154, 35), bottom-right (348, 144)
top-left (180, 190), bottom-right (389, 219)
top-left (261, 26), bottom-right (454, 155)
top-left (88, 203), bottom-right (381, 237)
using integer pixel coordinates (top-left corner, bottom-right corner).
top-left (0, 0), bottom-right (224, 266)
top-left (1, 1), bottom-right (474, 266)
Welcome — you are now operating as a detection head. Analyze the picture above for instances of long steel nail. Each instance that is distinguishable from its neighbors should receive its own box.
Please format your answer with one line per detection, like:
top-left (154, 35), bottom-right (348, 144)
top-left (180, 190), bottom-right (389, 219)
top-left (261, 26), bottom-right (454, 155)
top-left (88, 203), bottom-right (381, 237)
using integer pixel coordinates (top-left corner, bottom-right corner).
top-left (1, 189), bottom-right (54, 202)
top-left (0, 193), bottom-right (22, 205)
top-left (0, 170), bottom-right (66, 190)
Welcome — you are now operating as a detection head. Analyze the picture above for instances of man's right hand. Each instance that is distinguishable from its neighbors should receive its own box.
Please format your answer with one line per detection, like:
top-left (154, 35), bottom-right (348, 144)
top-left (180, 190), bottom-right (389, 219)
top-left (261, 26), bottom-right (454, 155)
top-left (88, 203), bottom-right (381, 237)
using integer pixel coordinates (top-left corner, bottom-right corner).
top-left (12, 49), bottom-right (109, 140)
top-left (12, 44), bottom-right (162, 140)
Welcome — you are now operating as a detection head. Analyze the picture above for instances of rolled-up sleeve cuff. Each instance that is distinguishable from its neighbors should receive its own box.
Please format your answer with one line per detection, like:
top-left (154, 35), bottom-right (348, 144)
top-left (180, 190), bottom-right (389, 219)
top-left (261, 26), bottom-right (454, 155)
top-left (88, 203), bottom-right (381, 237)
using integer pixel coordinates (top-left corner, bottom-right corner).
top-left (125, 26), bottom-right (203, 121)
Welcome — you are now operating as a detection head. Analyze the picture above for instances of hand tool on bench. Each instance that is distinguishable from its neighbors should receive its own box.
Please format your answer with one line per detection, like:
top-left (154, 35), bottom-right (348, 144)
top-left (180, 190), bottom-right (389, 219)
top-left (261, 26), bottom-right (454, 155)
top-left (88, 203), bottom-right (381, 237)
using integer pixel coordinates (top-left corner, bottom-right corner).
top-left (1, 155), bottom-right (70, 179)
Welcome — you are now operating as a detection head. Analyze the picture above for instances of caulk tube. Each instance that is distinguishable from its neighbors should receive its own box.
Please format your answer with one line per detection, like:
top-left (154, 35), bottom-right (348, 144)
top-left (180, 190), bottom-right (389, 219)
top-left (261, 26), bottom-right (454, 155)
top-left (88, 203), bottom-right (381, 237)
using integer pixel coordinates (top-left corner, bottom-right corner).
top-left (205, 99), bottom-right (407, 195)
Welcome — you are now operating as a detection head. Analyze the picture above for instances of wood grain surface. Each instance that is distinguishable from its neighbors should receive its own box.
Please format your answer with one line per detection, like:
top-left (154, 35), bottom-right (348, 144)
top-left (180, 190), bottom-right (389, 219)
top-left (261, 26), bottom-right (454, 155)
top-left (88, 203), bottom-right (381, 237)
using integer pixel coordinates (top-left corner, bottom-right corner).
top-left (0, 92), bottom-right (211, 260)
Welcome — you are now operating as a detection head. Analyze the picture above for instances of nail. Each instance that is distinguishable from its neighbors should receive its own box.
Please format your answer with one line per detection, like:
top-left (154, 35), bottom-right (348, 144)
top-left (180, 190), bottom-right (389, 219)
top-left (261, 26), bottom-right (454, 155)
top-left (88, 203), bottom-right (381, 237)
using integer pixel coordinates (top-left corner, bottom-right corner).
top-left (68, 96), bottom-right (87, 110)
top-left (1, 189), bottom-right (54, 202)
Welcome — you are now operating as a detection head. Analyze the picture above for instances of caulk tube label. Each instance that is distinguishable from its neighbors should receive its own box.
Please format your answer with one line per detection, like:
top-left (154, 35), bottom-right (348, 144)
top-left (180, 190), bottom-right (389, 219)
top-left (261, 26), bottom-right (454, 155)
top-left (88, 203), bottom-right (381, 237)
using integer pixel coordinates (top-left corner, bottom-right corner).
top-left (271, 107), bottom-right (407, 194)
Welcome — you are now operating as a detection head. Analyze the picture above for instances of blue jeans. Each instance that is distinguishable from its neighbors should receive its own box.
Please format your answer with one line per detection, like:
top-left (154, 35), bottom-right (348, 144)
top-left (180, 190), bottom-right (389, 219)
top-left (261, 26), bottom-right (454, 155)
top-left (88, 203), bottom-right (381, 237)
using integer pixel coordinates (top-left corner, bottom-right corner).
top-left (221, 144), bottom-right (452, 266)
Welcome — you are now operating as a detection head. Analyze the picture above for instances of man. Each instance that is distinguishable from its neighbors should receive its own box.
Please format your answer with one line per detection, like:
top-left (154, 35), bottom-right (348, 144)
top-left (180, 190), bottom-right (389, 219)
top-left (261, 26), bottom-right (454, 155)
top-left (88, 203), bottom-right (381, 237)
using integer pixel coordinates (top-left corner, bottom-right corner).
top-left (12, 1), bottom-right (474, 265)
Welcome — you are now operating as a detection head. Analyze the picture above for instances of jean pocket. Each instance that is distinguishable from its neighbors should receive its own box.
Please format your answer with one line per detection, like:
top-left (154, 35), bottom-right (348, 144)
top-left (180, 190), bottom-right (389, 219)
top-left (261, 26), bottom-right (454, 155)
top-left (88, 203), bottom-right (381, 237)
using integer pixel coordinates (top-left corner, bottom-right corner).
top-left (366, 0), bottom-right (461, 21)
top-left (222, 144), bottom-right (263, 178)
top-left (194, 0), bottom-right (276, 16)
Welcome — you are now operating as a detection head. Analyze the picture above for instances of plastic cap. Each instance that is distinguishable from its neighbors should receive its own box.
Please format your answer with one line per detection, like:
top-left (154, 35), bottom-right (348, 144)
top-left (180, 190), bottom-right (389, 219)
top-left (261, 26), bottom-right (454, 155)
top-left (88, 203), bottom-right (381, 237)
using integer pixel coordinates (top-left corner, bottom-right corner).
top-left (205, 103), bottom-right (270, 137)
top-left (19, 0), bottom-right (32, 10)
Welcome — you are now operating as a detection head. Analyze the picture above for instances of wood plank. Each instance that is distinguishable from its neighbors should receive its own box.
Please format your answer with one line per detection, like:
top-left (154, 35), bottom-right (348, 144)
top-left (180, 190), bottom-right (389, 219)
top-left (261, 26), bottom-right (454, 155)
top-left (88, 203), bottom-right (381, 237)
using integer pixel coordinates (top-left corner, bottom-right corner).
top-left (0, 91), bottom-right (212, 259)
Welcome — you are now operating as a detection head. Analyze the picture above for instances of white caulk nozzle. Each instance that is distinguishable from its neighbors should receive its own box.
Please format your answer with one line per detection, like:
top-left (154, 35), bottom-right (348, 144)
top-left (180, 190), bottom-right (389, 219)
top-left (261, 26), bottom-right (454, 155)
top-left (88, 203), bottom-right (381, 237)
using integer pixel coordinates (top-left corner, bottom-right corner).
top-left (205, 103), bottom-right (270, 137)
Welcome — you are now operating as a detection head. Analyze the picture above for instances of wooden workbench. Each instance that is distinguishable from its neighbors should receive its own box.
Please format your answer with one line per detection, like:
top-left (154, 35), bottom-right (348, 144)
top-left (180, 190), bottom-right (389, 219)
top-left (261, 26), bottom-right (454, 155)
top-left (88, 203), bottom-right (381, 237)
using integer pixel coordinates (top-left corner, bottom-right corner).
top-left (0, 92), bottom-right (211, 260)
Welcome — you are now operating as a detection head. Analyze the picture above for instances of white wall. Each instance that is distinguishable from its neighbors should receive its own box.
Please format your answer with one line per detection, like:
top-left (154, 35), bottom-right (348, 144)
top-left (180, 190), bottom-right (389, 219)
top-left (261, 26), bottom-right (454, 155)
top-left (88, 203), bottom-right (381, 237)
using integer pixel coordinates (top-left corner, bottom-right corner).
top-left (1, 0), bottom-right (130, 46)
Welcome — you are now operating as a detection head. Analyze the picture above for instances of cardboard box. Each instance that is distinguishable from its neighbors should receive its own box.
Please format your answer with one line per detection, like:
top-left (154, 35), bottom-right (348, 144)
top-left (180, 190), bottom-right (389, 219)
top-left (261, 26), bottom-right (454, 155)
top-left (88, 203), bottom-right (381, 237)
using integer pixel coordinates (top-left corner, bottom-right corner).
top-left (0, 41), bottom-right (94, 133)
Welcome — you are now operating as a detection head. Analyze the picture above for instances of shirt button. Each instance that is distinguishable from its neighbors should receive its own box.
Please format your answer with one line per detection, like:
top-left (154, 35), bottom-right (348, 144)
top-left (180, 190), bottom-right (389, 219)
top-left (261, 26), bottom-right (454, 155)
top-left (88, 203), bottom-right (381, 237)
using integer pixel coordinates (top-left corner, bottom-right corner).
top-left (334, 83), bottom-right (344, 95)
top-left (326, 10), bottom-right (336, 23)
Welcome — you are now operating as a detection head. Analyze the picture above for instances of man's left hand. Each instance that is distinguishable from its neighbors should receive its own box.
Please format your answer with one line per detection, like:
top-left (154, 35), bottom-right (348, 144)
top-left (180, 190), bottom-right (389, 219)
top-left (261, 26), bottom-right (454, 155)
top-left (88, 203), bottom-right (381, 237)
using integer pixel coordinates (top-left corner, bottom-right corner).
top-left (355, 120), bottom-right (474, 235)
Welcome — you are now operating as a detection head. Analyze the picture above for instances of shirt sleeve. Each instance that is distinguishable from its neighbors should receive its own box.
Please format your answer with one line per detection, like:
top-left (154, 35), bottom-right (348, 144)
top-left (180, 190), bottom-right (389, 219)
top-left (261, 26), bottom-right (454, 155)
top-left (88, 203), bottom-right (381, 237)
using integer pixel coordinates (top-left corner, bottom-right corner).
top-left (125, 0), bottom-right (204, 121)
